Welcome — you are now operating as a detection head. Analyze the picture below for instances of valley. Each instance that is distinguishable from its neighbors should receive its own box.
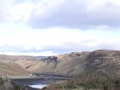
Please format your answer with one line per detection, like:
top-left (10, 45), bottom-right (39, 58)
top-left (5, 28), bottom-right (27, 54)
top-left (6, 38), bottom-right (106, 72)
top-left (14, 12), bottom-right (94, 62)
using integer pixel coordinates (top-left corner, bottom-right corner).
top-left (0, 49), bottom-right (120, 89)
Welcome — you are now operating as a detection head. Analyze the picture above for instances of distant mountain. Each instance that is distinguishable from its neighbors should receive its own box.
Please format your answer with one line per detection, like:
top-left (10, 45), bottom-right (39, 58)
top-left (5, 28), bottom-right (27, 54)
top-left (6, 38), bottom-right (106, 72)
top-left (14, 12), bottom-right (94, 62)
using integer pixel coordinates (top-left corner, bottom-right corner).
top-left (0, 55), bottom-right (42, 76)
top-left (0, 55), bottom-right (40, 69)
top-left (28, 50), bottom-right (120, 75)
top-left (0, 61), bottom-right (29, 76)
top-left (36, 56), bottom-right (47, 58)
top-left (1, 49), bottom-right (120, 76)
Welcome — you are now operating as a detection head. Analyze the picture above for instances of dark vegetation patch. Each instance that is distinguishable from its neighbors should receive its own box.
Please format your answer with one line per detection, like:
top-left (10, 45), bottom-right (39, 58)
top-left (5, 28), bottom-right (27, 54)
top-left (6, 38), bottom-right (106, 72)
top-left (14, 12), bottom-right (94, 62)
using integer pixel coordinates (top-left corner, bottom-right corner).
top-left (0, 77), bottom-right (38, 90)
top-left (42, 71), bottom-right (120, 90)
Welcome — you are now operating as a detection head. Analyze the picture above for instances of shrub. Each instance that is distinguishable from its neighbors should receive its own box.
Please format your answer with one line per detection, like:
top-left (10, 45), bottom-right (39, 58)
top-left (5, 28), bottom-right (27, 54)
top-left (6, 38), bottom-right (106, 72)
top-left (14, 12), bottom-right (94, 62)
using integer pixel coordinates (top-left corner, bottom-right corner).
top-left (42, 71), bottom-right (120, 90)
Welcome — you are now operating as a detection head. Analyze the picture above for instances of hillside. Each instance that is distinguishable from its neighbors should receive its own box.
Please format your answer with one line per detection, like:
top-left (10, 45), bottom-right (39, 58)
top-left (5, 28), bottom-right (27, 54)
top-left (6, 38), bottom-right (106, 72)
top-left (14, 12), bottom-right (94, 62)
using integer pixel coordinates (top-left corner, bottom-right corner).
top-left (28, 52), bottom-right (90, 75)
top-left (0, 49), bottom-right (120, 76)
top-left (85, 50), bottom-right (120, 75)
top-left (0, 61), bottom-right (29, 76)
top-left (0, 55), bottom-right (41, 76)
top-left (28, 50), bottom-right (120, 75)
top-left (0, 55), bottom-right (40, 69)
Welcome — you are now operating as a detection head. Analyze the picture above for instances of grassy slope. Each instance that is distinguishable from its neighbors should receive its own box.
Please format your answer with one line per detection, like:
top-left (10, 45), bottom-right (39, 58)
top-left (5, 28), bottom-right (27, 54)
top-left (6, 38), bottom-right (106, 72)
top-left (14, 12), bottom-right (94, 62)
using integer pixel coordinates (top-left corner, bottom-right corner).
top-left (28, 52), bottom-right (90, 75)
top-left (28, 50), bottom-right (120, 76)
top-left (0, 55), bottom-right (40, 69)
top-left (0, 61), bottom-right (30, 76)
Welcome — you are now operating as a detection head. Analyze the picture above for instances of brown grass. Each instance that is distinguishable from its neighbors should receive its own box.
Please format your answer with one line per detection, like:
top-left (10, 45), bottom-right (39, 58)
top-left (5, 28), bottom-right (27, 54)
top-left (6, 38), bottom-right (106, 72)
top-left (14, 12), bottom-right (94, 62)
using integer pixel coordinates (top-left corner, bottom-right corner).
top-left (0, 61), bottom-right (29, 76)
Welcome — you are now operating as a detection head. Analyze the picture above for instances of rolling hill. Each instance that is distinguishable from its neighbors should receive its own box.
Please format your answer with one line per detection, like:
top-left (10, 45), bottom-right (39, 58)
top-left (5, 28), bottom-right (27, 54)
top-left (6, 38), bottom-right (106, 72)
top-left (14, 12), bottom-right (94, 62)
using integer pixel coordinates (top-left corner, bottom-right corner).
top-left (0, 55), bottom-right (40, 76)
top-left (27, 52), bottom-right (90, 75)
top-left (0, 49), bottom-right (120, 76)
top-left (28, 50), bottom-right (120, 75)
top-left (0, 55), bottom-right (40, 69)
top-left (0, 61), bottom-right (29, 76)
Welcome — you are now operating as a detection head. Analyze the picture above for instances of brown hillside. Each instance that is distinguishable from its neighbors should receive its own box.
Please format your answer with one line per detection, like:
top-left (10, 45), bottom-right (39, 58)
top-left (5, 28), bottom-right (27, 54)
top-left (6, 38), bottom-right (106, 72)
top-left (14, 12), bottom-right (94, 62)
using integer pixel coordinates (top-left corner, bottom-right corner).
top-left (28, 50), bottom-right (120, 75)
top-left (28, 52), bottom-right (90, 75)
top-left (0, 61), bottom-right (30, 76)
top-left (86, 50), bottom-right (120, 75)
top-left (1, 49), bottom-right (119, 76)
top-left (0, 55), bottom-right (40, 69)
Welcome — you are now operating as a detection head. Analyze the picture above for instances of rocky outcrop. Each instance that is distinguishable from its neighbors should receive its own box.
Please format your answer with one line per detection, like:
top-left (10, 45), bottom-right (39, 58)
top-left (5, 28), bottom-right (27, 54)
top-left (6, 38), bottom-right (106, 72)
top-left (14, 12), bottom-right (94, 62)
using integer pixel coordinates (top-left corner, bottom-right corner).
top-left (41, 56), bottom-right (58, 68)
top-left (85, 50), bottom-right (120, 75)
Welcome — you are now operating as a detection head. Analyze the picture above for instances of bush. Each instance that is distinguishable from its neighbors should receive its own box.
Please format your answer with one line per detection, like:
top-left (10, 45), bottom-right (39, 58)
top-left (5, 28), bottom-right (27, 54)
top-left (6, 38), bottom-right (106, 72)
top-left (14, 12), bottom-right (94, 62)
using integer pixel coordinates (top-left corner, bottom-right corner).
top-left (42, 71), bottom-right (120, 90)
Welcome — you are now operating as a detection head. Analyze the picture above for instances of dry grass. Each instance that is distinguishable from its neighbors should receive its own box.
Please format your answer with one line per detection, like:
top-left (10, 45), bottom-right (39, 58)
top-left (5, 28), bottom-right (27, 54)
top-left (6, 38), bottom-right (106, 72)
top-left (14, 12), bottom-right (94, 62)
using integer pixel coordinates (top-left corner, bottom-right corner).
top-left (0, 61), bottom-right (29, 76)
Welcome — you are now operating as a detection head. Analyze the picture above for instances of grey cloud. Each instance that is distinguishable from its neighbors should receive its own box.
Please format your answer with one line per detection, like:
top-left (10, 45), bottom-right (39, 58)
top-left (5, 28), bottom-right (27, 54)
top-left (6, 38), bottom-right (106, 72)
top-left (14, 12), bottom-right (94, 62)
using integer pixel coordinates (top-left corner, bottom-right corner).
top-left (0, 41), bottom-right (120, 55)
top-left (28, 0), bottom-right (88, 29)
top-left (0, 42), bottom-right (93, 54)
top-left (41, 42), bottom-right (98, 54)
top-left (0, 0), bottom-right (120, 29)
top-left (41, 41), bottom-right (120, 54)
top-left (28, 0), bottom-right (120, 29)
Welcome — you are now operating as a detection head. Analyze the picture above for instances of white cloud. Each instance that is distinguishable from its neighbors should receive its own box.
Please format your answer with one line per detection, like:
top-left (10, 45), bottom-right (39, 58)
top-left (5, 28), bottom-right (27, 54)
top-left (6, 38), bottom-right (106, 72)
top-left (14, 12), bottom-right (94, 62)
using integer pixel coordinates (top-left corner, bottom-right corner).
top-left (0, 0), bottom-right (120, 55)
top-left (31, 0), bottom-right (64, 18)
top-left (0, 0), bottom-right (33, 23)
top-left (0, 22), bottom-right (119, 55)
top-left (28, 0), bottom-right (120, 29)
top-left (8, 3), bottom-right (34, 22)
top-left (0, 0), bottom-right (120, 29)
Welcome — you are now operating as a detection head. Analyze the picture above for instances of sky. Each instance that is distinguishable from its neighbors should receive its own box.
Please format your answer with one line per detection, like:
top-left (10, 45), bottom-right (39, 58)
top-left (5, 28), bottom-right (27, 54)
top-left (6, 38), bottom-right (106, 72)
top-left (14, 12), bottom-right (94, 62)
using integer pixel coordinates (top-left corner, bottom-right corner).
top-left (0, 0), bottom-right (120, 56)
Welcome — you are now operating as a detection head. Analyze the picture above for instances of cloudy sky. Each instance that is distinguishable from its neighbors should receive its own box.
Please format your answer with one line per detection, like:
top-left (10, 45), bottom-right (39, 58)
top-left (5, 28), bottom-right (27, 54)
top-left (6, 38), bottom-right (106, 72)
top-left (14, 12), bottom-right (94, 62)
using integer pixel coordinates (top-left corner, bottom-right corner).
top-left (0, 0), bottom-right (120, 56)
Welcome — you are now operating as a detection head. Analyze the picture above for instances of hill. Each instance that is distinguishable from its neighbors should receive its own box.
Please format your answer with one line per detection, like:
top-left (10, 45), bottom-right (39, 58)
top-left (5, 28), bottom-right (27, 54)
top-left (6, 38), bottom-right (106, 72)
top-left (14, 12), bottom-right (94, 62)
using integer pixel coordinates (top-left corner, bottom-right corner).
top-left (85, 50), bottom-right (120, 75)
top-left (0, 61), bottom-right (29, 76)
top-left (0, 55), bottom-right (40, 69)
top-left (0, 49), bottom-right (120, 76)
top-left (0, 55), bottom-right (41, 76)
top-left (28, 52), bottom-right (90, 75)
top-left (28, 50), bottom-right (120, 75)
